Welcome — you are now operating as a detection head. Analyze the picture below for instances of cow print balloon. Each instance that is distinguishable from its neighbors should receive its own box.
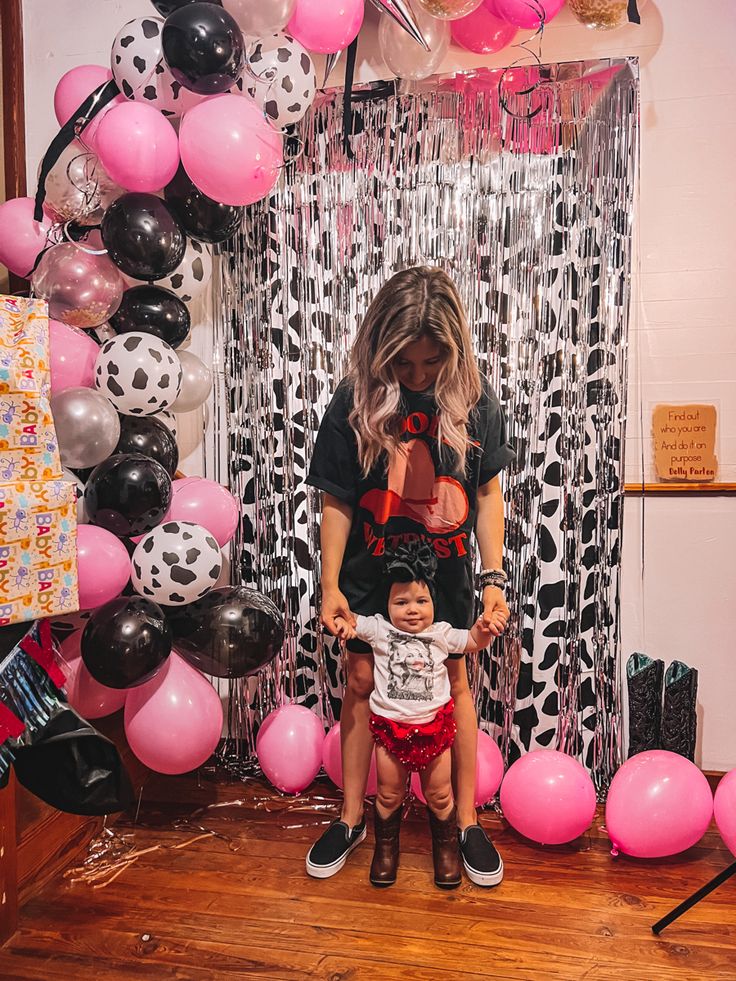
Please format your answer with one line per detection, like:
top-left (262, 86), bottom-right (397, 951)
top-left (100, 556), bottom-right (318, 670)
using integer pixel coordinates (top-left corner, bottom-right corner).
top-left (95, 332), bottom-right (182, 416)
top-left (244, 33), bottom-right (316, 128)
top-left (132, 520), bottom-right (222, 606)
top-left (123, 238), bottom-right (212, 304)
top-left (111, 17), bottom-right (164, 100)
top-left (135, 59), bottom-right (206, 119)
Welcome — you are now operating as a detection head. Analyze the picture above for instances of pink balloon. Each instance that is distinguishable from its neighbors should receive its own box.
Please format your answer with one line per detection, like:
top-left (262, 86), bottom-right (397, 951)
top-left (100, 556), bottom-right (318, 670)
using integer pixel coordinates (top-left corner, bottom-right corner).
top-left (48, 319), bottom-right (99, 394)
top-left (322, 721), bottom-right (377, 796)
top-left (95, 103), bottom-right (180, 193)
top-left (714, 769), bottom-right (736, 856)
top-left (256, 704), bottom-right (325, 794)
top-left (492, 0), bottom-right (564, 28)
top-left (124, 652), bottom-right (223, 775)
top-left (76, 524), bottom-right (131, 609)
top-left (0, 197), bottom-right (54, 278)
top-left (606, 751), bottom-right (713, 858)
top-left (288, 0), bottom-right (364, 54)
top-left (179, 94), bottom-right (283, 207)
top-left (164, 478), bottom-right (240, 547)
top-left (451, 1), bottom-right (517, 53)
top-left (53, 64), bottom-right (125, 151)
top-left (59, 634), bottom-right (127, 718)
top-left (500, 750), bottom-right (597, 845)
top-left (410, 729), bottom-right (504, 807)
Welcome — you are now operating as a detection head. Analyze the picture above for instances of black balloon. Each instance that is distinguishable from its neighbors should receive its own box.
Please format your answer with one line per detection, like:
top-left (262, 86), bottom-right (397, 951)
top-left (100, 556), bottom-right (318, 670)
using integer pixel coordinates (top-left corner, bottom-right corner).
top-left (114, 416), bottom-right (179, 476)
top-left (101, 193), bottom-right (186, 281)
top-left (109, 285), bottom-right (191, 348)
top-left (162, 2), bottom-right (244, 95)
top-left (166, 586), bottom-right (284, 678)
top-left (164, 165), bottom-right (243, 244)
top-left (151, 0), bottom-right (221, 15)
top-left (82, 596), bottom-right (171, 689)
top-left (84, 453), bottom-right (173, 537)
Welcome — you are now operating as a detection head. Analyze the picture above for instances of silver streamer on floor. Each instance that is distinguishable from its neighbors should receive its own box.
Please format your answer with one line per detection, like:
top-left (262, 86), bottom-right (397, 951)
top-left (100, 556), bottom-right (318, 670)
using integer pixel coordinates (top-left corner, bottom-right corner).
top-left (209, 59), bottom-right (639, 796)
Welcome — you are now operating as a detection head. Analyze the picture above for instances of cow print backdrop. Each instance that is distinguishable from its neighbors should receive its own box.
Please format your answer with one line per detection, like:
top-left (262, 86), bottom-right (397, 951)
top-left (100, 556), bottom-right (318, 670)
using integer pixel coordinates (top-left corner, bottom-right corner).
top-left (210, 59), bottom-right (639, 794)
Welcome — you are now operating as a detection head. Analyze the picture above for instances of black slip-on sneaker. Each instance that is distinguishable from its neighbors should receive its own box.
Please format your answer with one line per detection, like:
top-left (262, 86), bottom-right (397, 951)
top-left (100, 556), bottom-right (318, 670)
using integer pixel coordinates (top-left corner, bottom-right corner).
top-left (306, 818), bottom-right (367, 879)
top-left (459, 824), bottom-right (504, 887)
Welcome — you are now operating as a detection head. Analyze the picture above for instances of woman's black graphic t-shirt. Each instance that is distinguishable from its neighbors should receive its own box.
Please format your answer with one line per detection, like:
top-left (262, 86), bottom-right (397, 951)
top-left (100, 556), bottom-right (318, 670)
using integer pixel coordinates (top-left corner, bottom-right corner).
top-left (307, 378), bottom-right (516, 630)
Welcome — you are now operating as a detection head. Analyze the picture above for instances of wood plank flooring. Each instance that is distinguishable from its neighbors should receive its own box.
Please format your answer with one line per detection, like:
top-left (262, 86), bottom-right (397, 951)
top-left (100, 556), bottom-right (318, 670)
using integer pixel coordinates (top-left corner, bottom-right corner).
top-left (1, 770), bottom-right (735, 980)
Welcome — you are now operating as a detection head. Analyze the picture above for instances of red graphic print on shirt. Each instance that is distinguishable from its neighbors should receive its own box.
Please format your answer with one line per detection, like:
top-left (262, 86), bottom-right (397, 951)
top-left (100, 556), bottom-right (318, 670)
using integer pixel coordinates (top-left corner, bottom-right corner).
top-left (359, 438), bottom-right (469, 536)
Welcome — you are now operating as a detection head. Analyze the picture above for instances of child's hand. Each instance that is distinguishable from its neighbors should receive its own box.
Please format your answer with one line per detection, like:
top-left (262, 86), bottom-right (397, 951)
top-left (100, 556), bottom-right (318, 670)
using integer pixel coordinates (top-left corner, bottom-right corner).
top-left (473, 616), bottom-right (495, 647)
top-left (333, 615), bottom-right (356, 642)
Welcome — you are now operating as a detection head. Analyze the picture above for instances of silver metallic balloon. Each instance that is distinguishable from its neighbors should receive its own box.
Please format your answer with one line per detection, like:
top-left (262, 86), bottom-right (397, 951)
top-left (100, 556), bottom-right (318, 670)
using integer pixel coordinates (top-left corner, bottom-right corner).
top-left (41, 140), bottom-right (122, 226)
top-left (223, 0), bottom-right (296, 36)
top-left (51, 387), bottom-right (121, 469)
top-left (31, 242), bottom-right (124, 328)
top-left (172, 350), bottom-right (212, 412)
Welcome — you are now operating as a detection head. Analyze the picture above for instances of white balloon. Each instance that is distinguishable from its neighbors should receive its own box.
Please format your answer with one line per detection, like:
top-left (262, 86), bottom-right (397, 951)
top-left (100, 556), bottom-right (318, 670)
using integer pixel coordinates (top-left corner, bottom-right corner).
top-left (172, 351), bottom-right (213, 413)
top-left (379, 6), bottom-right (451, 81)
top-left (132, 520), bottom-right (222, 606)
top-left (94, 332), bottom-right (182, 416)
top-left (244, 33), bottom-right (316, 128)
top-left (111, 16), bottom-right (164, 99)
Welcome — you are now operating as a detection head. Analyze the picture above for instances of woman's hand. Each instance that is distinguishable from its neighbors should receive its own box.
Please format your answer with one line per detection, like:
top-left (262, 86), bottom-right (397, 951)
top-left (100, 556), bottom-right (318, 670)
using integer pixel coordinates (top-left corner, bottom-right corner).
top-left (480, 586), bottom-right (510, 637)
top-left (321, 587), bottom-right (357, 637)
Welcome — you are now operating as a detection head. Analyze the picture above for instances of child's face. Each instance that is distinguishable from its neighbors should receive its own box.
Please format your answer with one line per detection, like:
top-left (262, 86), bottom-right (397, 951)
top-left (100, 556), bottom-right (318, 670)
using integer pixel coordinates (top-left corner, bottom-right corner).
top-left (388, 580), bottom-right (434, 633)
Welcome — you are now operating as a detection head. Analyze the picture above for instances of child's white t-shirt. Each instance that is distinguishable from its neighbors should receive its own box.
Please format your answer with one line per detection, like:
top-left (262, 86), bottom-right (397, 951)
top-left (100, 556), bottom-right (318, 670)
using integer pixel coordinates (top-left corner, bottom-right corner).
top-left (355, 614), bottom-right (470, 725)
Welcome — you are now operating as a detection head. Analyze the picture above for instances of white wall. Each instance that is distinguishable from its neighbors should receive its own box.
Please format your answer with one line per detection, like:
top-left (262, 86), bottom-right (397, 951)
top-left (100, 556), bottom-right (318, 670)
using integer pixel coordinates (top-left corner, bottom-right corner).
top-left (21, 0), bottom-right (736, 769)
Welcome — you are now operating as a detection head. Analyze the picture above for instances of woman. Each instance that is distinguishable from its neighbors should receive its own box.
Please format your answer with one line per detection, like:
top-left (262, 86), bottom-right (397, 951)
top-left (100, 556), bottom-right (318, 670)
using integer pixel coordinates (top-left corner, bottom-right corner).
top-left (305, 266), bottom-right (515, 887)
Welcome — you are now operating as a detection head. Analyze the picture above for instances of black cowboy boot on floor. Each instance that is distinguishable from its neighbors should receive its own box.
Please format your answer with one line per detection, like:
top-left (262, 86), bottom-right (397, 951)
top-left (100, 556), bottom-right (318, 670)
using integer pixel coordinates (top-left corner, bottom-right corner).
top-left (370, 806), bottom-right (401, 887)
top-left (626, 653), bottom-right (664, 758)
top-left (428, 805), bottom-right (462, 890)
top-left (660, 660), bottom-right (698, 762)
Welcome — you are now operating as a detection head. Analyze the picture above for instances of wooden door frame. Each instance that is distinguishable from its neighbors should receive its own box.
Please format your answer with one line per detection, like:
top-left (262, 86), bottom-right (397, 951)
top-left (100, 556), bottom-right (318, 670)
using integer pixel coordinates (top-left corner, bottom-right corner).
top-left (1, 0), bottom-right (27, 293)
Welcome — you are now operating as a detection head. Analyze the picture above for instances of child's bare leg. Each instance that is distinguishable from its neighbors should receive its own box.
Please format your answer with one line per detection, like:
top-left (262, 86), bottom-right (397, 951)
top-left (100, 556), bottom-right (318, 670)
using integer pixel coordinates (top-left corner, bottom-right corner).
top-left (375, 744), bottom-right (408, 818)
top-left (419, 749), bottom-right (454, 820)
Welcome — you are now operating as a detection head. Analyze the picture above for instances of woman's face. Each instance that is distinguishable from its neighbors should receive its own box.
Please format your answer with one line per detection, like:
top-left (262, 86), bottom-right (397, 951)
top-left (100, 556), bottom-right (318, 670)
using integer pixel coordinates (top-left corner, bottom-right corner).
top-left (393, 336), bottom-right (446, 392)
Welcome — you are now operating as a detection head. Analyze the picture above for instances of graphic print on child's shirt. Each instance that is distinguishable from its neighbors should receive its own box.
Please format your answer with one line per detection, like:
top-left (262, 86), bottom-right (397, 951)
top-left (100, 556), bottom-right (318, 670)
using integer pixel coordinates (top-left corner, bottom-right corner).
top-left (386, 630), bottom-right (434, 701)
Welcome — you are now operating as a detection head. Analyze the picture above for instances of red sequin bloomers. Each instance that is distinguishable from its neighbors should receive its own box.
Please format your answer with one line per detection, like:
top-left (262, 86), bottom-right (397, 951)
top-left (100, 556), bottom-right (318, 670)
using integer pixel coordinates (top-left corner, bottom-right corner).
top-left (369, 698), bottom-right (456, 772)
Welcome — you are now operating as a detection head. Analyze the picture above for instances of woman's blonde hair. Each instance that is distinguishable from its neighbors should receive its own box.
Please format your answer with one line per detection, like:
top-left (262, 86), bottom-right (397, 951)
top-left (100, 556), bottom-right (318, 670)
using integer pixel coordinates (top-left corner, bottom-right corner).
top-left (348, 266), bottom-right (482, 476)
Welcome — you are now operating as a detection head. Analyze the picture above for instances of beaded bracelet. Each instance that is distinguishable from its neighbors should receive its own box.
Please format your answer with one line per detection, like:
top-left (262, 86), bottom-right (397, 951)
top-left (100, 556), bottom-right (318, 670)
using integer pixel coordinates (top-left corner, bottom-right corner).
top-left (479, 569), bottom-right (508, 591)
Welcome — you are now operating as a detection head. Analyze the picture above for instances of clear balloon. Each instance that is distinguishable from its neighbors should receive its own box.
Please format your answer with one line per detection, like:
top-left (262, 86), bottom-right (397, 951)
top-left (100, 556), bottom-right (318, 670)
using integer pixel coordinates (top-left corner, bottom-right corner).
top-left (568, 0), bottom-right (635, 30)
top-left (31, 242), bottom-right (124, 329)
top-left (59, 634), bottom-right (128, 719)
top-left (50, 386), bottom-right (121, 469)
top-left (223, 0), bottom-right (295, 36)
top-left (48, 319), bottom-right (99, 395)
top-left (162, 2), bottom-right (245, 95)
top-left (95, 102), bottom-right (180, 193)
top-left (124, 651), bottom-right (223, 774)
top-left (94, 332), bottom-right (182, 415)
top-left (287, 0), bottom-right (364, 54)
top-left (256, 704), bottom-right (325, 794)
top-left (379, 6), bottom-right (451, 81)
top-left (172, 350), bottom-right (212, 412)
top-left (450, 0), bottom-right (517, 52)
top-left (132, 520), bottom-right (222, 606)
top-left (42, 141), bottom-right (122, 226)
top-left (415, 0), bottom-right (483, 20)
top-left (499, 750), bottom-right (597, 845)
top-left (179, 93), bottom-right (283, 207)
top-left (76, 524), bottom-right (132, 609)
top-left (0, 197), bottom-right (55, 278)
top-left (605, 751), bottom-right (713, 858)
top-left (243, 33), bottom-right (316, 128)
top-left (163, 477), bottom-right (240, 546)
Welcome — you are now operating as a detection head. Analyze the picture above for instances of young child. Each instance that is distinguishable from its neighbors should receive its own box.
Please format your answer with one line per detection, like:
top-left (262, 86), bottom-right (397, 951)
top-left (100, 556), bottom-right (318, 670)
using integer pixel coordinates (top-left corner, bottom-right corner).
top-left (334, 540), bottom-right (499, 889)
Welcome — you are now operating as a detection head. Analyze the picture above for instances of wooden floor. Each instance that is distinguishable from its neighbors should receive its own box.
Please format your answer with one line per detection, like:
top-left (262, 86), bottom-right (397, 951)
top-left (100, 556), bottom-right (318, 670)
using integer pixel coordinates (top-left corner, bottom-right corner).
top-left (1, 771), bottom-right (735, 981)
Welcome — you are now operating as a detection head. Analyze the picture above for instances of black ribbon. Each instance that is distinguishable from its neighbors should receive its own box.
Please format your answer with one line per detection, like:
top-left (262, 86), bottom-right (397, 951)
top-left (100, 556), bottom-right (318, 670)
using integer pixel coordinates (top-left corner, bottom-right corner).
top-left (342, 35), bottom-right (359, 161)
top-left (34, 78), bottom-right (121, 223)
top-left (384, 541), bottom-right (438, 584)
top-left (627, 0), bottom-right (641, 24)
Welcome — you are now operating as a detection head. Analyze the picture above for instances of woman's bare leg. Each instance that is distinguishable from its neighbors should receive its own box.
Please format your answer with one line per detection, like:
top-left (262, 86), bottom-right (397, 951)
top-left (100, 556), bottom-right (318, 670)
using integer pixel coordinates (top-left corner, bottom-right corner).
top-left (340, 651), bottom-right (375, 827)
top-left (446, 656), bottom-right (478, 830)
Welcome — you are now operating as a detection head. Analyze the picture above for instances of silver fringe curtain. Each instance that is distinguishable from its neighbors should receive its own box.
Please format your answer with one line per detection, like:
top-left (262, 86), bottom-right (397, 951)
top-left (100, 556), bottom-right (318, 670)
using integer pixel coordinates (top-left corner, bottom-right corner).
top-left (209, 58), bottom-right (639, 794)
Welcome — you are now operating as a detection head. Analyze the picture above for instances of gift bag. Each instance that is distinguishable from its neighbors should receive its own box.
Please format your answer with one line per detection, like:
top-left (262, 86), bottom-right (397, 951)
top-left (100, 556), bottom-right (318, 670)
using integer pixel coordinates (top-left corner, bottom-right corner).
top-left (0, 295), bottom-right (79, 624)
